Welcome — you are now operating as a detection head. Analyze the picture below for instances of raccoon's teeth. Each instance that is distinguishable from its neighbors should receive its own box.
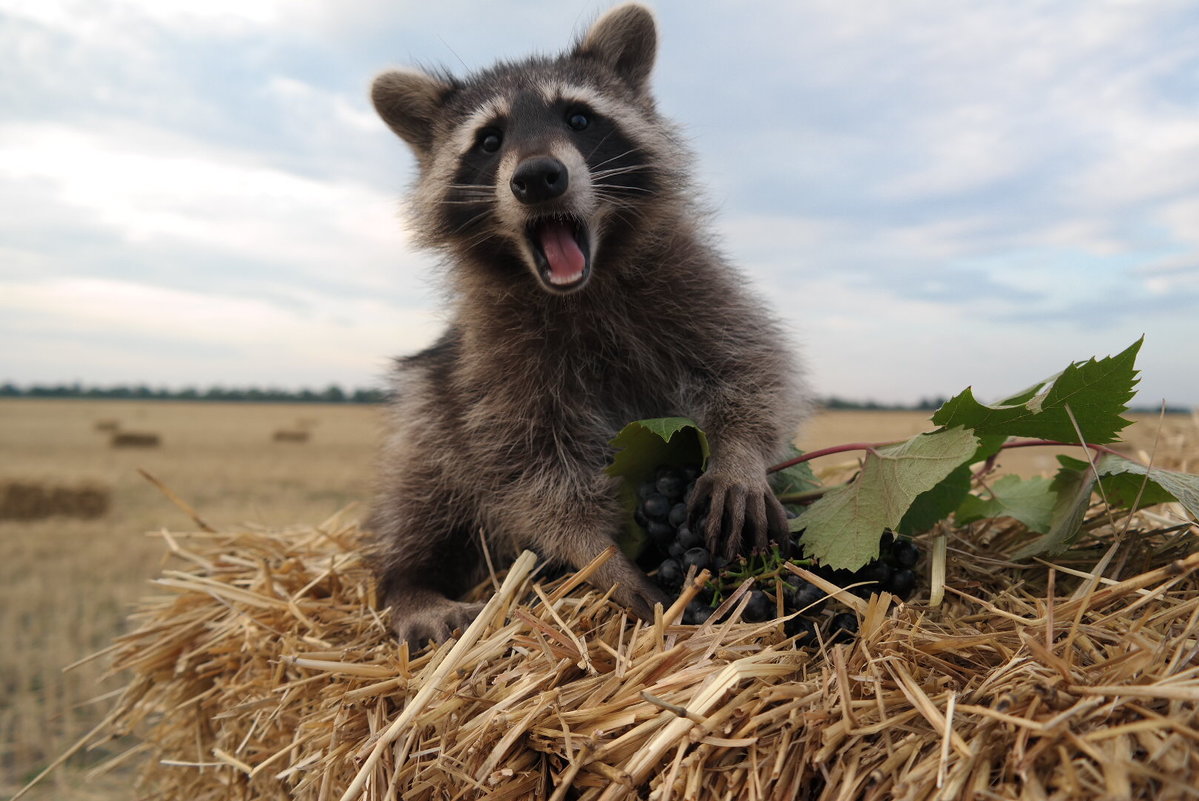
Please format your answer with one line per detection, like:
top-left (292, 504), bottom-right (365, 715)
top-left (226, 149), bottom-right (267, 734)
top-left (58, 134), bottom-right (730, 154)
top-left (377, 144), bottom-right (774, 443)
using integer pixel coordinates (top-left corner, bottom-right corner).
top-left (532, 219), bottom-right (589, 286)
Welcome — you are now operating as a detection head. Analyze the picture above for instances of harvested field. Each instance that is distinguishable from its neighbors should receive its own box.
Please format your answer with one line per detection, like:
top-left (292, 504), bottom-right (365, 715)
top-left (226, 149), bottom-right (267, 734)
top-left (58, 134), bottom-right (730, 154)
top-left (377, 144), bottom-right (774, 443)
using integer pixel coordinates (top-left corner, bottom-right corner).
top-left (2, 399), bottom-right (1194, 800)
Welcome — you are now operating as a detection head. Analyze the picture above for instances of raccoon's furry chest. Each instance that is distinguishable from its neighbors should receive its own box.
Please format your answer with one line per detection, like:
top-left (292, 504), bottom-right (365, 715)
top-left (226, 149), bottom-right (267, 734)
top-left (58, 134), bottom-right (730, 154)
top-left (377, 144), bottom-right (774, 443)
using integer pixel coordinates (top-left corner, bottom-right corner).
top-left (406, 280), bottom-right (693, 475)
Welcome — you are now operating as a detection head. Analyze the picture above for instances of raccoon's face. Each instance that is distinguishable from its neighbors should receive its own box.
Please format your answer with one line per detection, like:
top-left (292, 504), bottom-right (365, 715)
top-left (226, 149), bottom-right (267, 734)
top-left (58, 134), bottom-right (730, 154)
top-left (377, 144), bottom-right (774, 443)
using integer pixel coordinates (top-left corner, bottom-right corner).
top-left (372, 4), bottom-right (666, 296)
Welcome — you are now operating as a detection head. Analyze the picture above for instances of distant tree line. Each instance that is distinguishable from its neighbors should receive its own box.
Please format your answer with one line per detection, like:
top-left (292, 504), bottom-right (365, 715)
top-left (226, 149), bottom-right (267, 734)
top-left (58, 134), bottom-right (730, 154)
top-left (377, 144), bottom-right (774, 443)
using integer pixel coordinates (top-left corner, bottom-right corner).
top-left (0, 384), bottom-right (1187, 413)
top-left (0, 382), bottom-right (387, 404)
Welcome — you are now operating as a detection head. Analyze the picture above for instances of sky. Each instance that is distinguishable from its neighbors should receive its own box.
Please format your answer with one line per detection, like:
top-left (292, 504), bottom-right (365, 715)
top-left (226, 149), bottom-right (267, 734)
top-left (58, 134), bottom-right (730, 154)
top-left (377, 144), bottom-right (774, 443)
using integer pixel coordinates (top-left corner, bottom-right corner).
top-left (1, 0), bottom-right (1197, 407)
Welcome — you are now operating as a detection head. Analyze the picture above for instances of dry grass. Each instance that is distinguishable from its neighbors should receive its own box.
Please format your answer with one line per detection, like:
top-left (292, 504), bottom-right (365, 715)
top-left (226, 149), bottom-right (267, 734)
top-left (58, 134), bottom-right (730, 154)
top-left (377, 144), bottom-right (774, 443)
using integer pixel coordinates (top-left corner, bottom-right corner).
top-left (1, 400), bottom-right (1193, 800)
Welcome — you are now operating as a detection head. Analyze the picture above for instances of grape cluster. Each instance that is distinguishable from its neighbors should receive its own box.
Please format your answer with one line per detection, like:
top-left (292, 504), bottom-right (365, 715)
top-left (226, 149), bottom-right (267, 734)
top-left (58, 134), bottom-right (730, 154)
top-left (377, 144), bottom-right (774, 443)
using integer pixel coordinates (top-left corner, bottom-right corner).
top-left (634, 464), bottom-right (922, 647)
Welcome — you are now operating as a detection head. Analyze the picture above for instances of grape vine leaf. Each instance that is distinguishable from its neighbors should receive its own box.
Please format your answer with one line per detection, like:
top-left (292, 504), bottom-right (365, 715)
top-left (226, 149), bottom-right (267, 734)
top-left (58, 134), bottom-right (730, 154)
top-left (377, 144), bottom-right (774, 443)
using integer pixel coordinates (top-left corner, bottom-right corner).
top-left (1011, 452), bottom-right (1199, 559)
top-left (898, 464), bottom-right (973, 535)
top-left (1098, 453), bottom-right (1199, 516)
top-left (607, 417), bottom-right (710, 558)
top-left (1010, 458), bottom-right (1097, 559)
top-left (769, 445), bottom-right (821, 499)
top-left (930, 338), bottom-right (1142, 444)
top-left (606, 417), bottom-right (710, 481)
top-left (792, 427), bottom-right (979, 570)
top-left (956, 474), bottom-right (1056, 533)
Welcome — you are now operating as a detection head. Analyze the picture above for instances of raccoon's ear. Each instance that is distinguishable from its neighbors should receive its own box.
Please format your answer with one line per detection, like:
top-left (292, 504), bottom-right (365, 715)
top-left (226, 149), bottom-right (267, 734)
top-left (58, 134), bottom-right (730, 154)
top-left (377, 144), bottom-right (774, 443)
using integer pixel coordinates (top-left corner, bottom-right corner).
top-left (372, 68), bottom-right (454, 155)
top-left (575, 3), bottom-right (657, 94)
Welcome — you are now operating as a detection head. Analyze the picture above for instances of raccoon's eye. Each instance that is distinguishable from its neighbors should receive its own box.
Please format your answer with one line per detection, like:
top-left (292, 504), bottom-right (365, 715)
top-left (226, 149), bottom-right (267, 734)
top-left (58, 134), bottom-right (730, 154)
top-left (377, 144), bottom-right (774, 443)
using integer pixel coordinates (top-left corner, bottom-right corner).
top-left (478, 129), bottom-right (503, 154)
top-left (567, 111), bottom-right (590, 131)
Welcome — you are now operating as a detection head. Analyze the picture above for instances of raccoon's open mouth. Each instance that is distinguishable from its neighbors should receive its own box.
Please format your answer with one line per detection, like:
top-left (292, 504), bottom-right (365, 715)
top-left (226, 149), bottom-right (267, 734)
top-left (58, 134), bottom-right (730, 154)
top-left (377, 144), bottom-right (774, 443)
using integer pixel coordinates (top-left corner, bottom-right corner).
top-left (527, 215), bottom-right (591, 292)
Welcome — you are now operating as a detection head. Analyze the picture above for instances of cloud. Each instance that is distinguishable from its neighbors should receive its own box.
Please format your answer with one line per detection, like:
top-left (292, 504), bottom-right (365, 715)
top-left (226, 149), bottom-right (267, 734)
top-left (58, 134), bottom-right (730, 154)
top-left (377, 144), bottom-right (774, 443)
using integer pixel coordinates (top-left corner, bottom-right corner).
top-left (1, 0), bottom-right (1197, 405)
top-left (0, 276), bottom-right (441, 388)
top-left (0, 120), bottom-right (428, 296)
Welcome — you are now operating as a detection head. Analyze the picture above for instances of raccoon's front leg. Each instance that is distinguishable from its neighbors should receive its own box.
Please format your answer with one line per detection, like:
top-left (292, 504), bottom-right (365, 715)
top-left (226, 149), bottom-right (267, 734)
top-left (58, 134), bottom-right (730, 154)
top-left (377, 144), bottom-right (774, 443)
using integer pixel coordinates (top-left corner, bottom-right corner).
top-left (494, 476), bottom-right (669, 621)
top-left (368, 495), bottom-right (487, 645)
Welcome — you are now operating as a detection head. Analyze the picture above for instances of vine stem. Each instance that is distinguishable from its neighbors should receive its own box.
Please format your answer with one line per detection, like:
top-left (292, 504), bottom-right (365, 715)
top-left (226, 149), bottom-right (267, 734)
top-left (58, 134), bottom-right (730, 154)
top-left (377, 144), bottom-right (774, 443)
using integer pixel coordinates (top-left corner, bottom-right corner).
top-left (767, 441), bottom-right (896, 473)
top-left (767, 437), bottom-right (1142, 474)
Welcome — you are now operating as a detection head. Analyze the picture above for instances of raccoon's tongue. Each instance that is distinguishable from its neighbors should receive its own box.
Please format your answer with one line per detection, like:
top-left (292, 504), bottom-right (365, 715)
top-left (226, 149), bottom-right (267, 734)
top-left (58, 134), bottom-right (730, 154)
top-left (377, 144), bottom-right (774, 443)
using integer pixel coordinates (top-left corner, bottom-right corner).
top-left (536, 221), bottom-right (586, 284)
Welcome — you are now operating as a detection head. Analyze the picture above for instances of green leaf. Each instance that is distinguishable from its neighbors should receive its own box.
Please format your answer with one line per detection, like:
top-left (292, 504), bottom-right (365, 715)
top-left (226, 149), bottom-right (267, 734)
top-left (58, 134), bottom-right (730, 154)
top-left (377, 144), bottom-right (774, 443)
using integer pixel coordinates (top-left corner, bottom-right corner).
top-left (1010, 458), bottom-right (1096, 558)
top-left (607, 417), bottom-right (710, 558)
top-left (606, 417), bottom-right (710, 481)
top-left (1009, 451), bottom-right (1199, 559)
top-left (956, 474), bottom-right (1057, 533)
top-left (931, 339), bottom-right (1142, 444)
top-left (769, 445), bottom-right (821, 500)
top-left (1094, 453), bottom-right (1199, 516)
top-left (899, 464), bottom-right (973, 535)
top-left (793, 427), bottom-right (979, 570)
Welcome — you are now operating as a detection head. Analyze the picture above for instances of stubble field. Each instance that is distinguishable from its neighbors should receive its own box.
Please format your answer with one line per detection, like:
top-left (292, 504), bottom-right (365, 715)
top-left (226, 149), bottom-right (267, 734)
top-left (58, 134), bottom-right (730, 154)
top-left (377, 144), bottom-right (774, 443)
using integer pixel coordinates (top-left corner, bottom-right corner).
top-left (1, 398), bottom-right (1193, 798)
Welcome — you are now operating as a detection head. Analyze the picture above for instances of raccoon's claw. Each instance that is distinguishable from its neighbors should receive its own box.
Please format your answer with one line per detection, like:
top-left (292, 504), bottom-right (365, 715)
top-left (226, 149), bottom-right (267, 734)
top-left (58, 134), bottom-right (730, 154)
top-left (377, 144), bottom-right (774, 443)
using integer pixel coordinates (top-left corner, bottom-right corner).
top-left (689, 473), bottom-right (789, 561)
top-left (389, 597), bottom-right (487, 646)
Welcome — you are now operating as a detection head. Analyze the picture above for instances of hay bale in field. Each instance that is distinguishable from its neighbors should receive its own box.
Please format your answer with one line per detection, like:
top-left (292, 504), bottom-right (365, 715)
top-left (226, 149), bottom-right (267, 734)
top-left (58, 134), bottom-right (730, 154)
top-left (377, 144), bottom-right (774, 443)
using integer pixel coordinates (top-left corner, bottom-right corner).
top-left (111, 431), bottom-right (161, 448)
top-left (271, 429), bottom-right (310, 443)
top-left (47, 512), bottom-right (1199, 801)
top-left (0, 481), bottom-right (111, 520)
top-left (93, 419), bottom-right (120, 433)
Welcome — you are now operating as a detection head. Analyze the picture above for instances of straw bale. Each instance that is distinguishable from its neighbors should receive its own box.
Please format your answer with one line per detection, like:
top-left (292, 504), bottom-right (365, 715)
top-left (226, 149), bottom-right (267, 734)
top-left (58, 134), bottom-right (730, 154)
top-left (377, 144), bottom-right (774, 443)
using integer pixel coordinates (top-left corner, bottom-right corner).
top-left (111, 432), bottom-right (162, 448)
top-left (0, 481), bottom-right (111, 520)
top-left (272, 429), bottom-right (311, 443)
top-left (37, 511), bottom-right (1199, 801)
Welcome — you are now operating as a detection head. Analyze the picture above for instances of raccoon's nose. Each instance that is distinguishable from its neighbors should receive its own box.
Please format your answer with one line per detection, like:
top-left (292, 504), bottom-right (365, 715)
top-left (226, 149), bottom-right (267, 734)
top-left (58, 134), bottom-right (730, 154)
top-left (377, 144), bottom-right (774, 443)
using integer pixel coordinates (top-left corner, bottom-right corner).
top-left (510, 156), bottom-right (569, 204)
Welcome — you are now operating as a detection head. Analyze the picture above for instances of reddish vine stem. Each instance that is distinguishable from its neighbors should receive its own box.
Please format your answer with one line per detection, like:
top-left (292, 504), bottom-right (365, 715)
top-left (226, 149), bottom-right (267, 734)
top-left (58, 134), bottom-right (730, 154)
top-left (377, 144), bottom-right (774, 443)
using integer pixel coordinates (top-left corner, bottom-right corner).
top-left (767, 437), bottom-right (1142, 475)
top-left (767, 442), bottom-right (896, 474)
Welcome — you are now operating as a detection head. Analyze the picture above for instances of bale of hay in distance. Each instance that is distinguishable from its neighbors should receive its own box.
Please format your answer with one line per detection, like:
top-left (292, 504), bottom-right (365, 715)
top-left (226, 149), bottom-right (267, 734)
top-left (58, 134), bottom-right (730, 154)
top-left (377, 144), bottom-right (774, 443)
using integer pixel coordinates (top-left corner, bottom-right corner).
top-left (47, 509), bottom-right (1199, 801)
top-left (110, 431), bottom-right (161, 448)
top-left (0, 481), bottom-right (111, 520)
top-left (271, 429), bottom-right (310, 443)
top-left (94, 419), bottom-right (120, 433)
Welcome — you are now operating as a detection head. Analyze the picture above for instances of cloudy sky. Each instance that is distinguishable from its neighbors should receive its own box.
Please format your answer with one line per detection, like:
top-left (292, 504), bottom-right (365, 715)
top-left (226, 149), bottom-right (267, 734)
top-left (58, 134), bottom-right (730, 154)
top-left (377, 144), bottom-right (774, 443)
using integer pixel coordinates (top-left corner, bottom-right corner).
top-left (2, 0), bottom-right (1197, 406)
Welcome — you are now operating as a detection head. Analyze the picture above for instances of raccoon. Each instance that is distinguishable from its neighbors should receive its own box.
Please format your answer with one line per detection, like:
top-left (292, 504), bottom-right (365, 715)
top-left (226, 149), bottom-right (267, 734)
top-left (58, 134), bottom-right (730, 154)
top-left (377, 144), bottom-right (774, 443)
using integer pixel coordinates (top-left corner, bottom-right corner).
top-left (368, 3), bottom-right (807, 643)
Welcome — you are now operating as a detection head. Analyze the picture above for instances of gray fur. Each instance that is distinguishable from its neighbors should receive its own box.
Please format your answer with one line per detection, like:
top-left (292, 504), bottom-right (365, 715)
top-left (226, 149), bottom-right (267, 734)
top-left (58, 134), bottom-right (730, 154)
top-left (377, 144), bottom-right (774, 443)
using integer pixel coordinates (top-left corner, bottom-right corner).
top-left (368, 3), bottom-right (808, 644)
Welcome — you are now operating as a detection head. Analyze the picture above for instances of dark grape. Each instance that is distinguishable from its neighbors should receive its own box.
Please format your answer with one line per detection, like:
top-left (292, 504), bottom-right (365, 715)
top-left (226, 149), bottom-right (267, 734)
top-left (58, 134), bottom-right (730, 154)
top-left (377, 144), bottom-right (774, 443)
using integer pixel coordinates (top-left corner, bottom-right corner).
top-left (879, 529), bottom-right (895, 550)
top-left (887, 568), bottom-right (917, 599)
top-left (681, 547), bottom-right (710, 573)
top-left (682, 465), bottom-right (701, 482)
top-left (891, 539), bottom-right (919, 568)
top-left (676, 524), bottom-right (702, 550)
top-left (784, 615), bottom-right (818, 645)
top-left (743, 590), bottom-right (773, 622)
top-left (656, 474), bottom-right (686, 500)
top-left (637, 481), bottom-right (657, 501)
top-left (667, 541), bottom-right (685, 558)
top-left (852, 560), bottom-right (892, 596)
top-left (646, 520), bottom-right (674, 545)
top-left (668, 502), bottom-right (688, 528)
top-left (828, 612), bottom-right (858, 644)
top-left (682, 599), bottom-right (714, 625)
top-left (655, 558), bottom-right (683, 589)
top-left (642, 493), bottom-right (671, 522)
top-left (783, 576), bottom-right (826, 613)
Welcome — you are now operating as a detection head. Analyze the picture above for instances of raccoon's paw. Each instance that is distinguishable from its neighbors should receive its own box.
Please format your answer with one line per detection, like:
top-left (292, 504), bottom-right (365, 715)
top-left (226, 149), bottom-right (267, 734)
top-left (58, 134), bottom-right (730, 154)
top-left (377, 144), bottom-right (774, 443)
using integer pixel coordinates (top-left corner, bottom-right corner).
top-left (611, 576), bottom-right (672, 622)
top-left (689, 472), bottom-right (789, 561)
top-left (389, 596), bottom-right (487, 646)
top-left (589, 554), bottom-right (671, 622)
